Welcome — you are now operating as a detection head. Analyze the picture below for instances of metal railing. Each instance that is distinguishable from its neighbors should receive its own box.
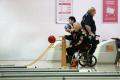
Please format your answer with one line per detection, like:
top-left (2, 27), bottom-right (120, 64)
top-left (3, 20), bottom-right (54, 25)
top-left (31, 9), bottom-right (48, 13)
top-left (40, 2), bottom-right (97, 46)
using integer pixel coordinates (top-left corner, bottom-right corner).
top-left (0, 69), bottom-right (120, 80)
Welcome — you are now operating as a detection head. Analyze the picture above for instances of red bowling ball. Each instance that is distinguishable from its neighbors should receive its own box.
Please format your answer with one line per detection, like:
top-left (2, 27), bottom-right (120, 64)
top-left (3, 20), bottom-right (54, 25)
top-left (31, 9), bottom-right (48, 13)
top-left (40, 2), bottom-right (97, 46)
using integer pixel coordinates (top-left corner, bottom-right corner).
top-left (48, 35), bottom-right (56, 43)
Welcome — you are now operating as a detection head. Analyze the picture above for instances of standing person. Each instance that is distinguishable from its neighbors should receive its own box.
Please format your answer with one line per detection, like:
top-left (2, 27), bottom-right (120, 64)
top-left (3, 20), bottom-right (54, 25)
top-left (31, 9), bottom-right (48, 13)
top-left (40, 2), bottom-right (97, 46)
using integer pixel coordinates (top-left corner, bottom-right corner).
top-left (64, 16), bottom-right (76, 64)
top-left (81, 7), bottom-right (97, 64)
top-left (64, 16), bottom-right (77, 47)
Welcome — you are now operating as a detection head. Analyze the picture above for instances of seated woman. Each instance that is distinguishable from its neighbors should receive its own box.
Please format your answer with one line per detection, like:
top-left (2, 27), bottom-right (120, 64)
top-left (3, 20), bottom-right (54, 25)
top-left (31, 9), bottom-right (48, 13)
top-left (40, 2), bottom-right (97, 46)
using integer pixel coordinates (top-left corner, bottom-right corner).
top-left (64, 22), bottom-right (85, 65)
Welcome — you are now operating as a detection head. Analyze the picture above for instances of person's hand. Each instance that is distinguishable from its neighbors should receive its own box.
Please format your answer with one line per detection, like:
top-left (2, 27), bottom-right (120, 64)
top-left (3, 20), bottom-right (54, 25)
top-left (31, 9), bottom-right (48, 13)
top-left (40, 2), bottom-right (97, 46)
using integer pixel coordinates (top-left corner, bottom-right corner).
top-left (61, 36), bottom-right (65, 39)
top-left (70, 29), bottom-right (74, 33)
top-left (75, 44), bottom-right (78, 46)
top-left (90, 33), bottom-right (95, 37)
top-left (75, 43), bottom-right (80, 46)
top-left (75, 41), bottom-right (81, 46)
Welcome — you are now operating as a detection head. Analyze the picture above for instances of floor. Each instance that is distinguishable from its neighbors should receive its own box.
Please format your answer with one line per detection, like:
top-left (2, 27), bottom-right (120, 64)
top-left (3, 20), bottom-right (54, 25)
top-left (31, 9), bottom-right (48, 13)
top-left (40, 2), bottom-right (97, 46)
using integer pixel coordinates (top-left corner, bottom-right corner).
top-left (0, 60), bottom-right (120, 72)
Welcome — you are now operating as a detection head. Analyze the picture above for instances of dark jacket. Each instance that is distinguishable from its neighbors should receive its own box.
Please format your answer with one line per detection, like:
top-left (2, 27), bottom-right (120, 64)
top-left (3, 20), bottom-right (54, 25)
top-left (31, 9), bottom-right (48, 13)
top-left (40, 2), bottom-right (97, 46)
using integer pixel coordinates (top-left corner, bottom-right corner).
top-left (81, 13), bottom-right (96, 34)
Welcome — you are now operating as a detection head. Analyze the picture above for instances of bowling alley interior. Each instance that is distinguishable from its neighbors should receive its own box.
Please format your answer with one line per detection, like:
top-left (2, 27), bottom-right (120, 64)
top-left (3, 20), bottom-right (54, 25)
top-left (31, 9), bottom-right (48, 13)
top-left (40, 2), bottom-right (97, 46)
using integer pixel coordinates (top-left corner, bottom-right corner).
top-left (0, 0), bottom-right (120, 80)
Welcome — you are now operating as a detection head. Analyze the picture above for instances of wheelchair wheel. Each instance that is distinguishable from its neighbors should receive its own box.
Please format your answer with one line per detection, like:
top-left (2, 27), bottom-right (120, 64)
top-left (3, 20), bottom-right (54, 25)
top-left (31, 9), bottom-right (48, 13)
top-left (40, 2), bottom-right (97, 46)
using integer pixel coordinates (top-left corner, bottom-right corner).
top-left (78, 55), bottom-right (87, 67)
top-left (88, 55), bottom-right (97, 67)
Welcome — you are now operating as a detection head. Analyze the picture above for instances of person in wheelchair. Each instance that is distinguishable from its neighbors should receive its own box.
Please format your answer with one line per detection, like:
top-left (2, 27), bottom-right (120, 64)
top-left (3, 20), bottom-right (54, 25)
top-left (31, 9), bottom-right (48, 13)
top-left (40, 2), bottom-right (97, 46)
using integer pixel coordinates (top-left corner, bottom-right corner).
top-left (69, 32), bottom-right (99, 67)
top-left (64, 22), bottom-right (85, 66)
top-left (81, 7), bottom-right (98, 64)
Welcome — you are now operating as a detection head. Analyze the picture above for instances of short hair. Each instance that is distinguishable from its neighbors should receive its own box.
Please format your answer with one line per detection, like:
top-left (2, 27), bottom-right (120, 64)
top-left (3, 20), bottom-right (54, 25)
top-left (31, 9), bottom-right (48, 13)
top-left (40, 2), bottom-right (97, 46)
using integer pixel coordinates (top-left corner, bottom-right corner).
top-left (87, 7), bottom-right (96, 15)
top-left (68, 16), bottom-right (76, 23)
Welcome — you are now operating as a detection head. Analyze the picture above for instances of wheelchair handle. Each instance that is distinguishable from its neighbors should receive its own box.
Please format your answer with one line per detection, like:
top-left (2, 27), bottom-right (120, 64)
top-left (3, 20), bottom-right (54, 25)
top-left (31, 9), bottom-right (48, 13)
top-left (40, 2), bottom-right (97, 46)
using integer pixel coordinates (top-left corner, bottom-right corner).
top-left (95, 35), bottom-right (100, 37)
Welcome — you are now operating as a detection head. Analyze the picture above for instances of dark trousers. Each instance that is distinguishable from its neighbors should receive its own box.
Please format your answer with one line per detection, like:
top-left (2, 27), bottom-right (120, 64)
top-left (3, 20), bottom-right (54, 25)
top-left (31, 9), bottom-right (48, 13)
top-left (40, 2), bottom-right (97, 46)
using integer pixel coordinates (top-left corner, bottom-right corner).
top-left (66, 46), bottom-right (79, 64)
top-left (89, 39), bottom-right (97, 63)
top-left (89, 42), bottom-right (97, 56)
top-left (66, 46), bottom-right (79, 56)
top-left (66, 43), bottom-right (87, 64)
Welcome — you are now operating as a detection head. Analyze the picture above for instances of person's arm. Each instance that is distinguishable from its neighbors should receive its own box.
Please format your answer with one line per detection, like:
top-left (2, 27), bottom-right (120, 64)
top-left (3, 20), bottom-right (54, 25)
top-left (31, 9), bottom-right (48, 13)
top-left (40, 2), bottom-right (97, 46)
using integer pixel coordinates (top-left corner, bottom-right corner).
top-left (82, 14), bottom-right (95, 36)
top-left (65, 29), bottom-right (71, 33)
top-left (75, 36), bottom-right (83, 46)
top-left (85, 25), bottom-right (95, 36)
top-left (64, 35), bottom-right (73, 40)
top-left (65, 28), bottom-right (74, 33)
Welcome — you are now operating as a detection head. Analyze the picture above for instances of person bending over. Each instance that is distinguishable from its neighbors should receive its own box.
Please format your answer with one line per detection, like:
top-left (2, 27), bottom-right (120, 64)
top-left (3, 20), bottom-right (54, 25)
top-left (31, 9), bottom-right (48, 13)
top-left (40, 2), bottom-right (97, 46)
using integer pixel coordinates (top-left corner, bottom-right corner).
top-left (64, 22), bottom-right (84, 64)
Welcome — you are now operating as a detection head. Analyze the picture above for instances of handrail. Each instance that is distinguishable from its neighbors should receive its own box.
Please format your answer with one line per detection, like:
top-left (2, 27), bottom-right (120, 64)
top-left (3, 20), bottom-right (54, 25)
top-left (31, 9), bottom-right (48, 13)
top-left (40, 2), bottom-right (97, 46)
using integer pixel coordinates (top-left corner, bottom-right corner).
top-left (0, 72), bottom-right (120, 77)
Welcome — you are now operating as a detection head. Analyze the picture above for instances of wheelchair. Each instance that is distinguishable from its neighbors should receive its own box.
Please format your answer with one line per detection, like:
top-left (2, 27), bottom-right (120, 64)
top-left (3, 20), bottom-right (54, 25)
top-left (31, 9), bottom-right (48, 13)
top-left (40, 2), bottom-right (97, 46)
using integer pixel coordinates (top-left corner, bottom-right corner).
top-left (71, 35), bottom-right (99, 67)
top-left (78, 44), bottom-right (97, 67)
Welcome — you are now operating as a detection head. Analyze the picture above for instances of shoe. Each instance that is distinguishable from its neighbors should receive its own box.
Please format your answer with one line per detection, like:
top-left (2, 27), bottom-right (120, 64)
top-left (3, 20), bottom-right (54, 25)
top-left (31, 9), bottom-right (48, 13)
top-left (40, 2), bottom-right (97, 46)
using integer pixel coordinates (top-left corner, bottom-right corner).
top-left (71, 58), bottom-right (78, 67)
